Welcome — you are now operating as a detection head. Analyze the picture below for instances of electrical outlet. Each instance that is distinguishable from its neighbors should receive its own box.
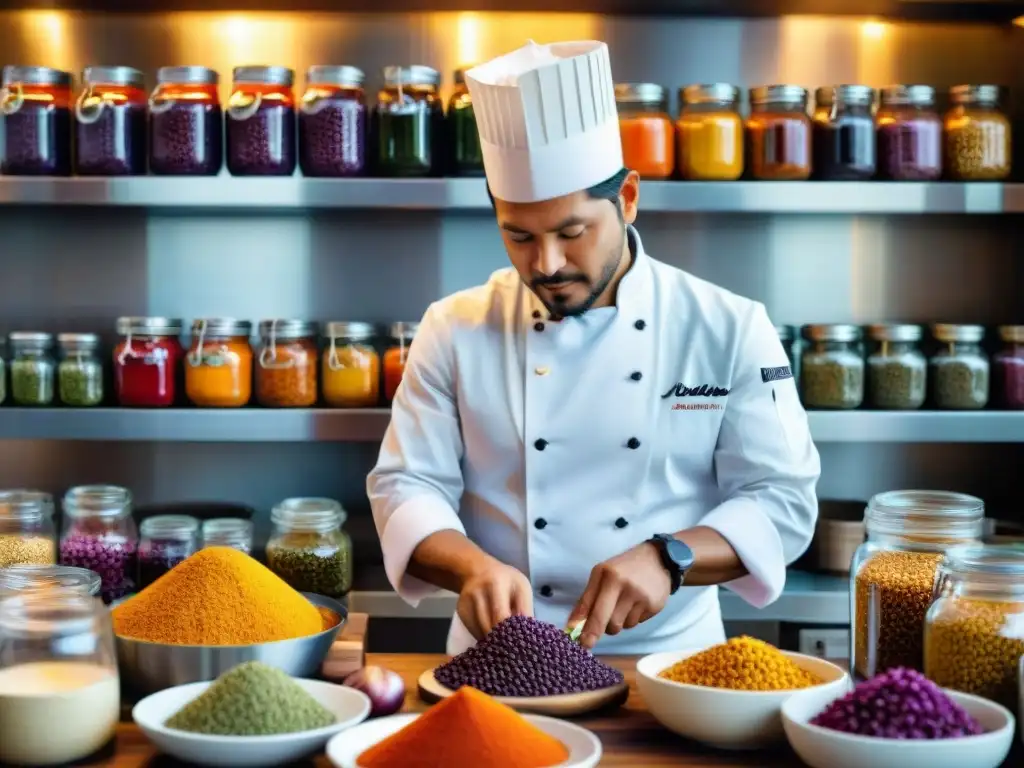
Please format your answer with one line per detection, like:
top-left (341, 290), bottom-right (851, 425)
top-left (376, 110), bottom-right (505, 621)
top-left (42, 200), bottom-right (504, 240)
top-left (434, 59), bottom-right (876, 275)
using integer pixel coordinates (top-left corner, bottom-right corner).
top-left (798, 629), bottom-right (850, 660)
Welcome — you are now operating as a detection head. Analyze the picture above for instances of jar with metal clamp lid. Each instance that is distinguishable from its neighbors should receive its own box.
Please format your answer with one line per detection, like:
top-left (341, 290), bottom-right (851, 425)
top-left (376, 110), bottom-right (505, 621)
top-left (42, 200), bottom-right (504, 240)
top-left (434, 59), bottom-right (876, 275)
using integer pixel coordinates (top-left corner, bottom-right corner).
top-left (266, 498), bottom-right (352, 598)
top-left (384, 322), bottom-right (419, 402)
top-left (74, 66), bottom-right (147, 176)
top-left (812, 85), bottom-right (876, 180)
top-left (746, 85), bottom-right (811, 180)
top-left (375, 65), bottom-right (443, 177)
top-left (677, 83), bottom-right (744, 180)
top-left (928, 324), bottom-right (989, 410)
top-left (255, 320), bottom-right (318, 408)
top-left (9, 332), bottom-right (55, 407)
top-left (149, 66), bottom-right (223, 176)
top-left (299, 65), bottom-right (366, 177)
top-left (0, 66), bottom-right (73, 176)
top-left (322, 321), bottom-right (381, 408)
top-left (944, 84), bottom-right (1011, 181)
top-left (227, 66), bottom-right (296, 176)
top-left (448, 67), bottom-right (484, 176)
top-left (876, 85), bottom-right (942, 181)
top-left (616, 83), bottom-right (674, 180)
top-left (799, 324), bottom-right (864, 409)
top-left (57, 333), bottom-right (104, 407)
top-left (113, 317), bottom-right (185, 408)
top-left (185, 319), bottom-right (253, 408)
top-left (0, 491), bottom-right (55, 568)
top-left (866, 324), bottom-right (926, 410)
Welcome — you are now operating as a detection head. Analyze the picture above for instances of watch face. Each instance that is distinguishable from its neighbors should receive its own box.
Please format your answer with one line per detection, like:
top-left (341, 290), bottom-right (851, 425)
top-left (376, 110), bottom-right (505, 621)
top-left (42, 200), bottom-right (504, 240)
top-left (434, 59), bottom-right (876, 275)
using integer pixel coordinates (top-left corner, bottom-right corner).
top-left (665, 539), bottom-right (695, 570)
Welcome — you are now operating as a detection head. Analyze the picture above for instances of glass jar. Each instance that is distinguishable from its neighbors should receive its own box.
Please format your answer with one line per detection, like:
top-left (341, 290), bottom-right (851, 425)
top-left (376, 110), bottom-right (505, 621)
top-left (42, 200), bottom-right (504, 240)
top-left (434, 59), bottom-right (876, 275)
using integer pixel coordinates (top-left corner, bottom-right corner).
top-left (57, 333), bottom-right (104, 408)
top-left (615, 83), bottom-right (674, 180)
top-left (299, 65), bottom-right (366, 177)
top-left (201, 518), bottom-right (253, 555)
top-left (0, 340), bottom-right (7, 406)
top-left (322, 321), bottom-right (381, 408)
top-left (384, 322), bottom-right (419, 403)
top-left (448, 67), bottom-right (483, 176)
top-left (992, 325), bottom-right (1024, 410)
top-left (866, 324), bottom-right (926, 410)
top-left (925, 545), bottom-right (1024, 710)
top-left (746, 85), bottom-right (812, 181)
top-left (775, 324), bottom-right (795, 370)
top-left (0, 66), bottom-right (73, 176)
top-left (0, 591), bottom-right (119, 766)
top-left (265, 498), bottom-right (353, 598)
top-left (113, 317), bottom-right (185, 408)
top-left (676, 83), bottom-right (744, 181)
top-left (255, 320), bottom-right (318, 408)
top-left (137, 515), bottom-right (199, 589)
top-left (943, 84), bottom-right (1011, 181)
top-left (929, 323), bottom-right (989, 410)
top-left (812, 85), bottom-right (876, 181)
top-left (799, 324), bottom-right (864, 409)
top-left (185, 319), bottom-right (253, 408)
top-left (0, 491), bottom-right (55, 568)
top-left (74, 66), bottom-right (147, 176)
top-left (850, 490), bottom-right (984, 680)
top-left (9, 332), bottom-right (55, 407)
top-left (0, 565), bottom-right (101, 600)
top-left (376, 65), bottom-right (443, 177)
top-left (149, 66), bottom-right (223, 176)
top-left (876, 85), bottom-right (942, 181)
top-left (226, 66), bottom-right (296, 176)
top-left (59, 485), bottom-right (137, 604)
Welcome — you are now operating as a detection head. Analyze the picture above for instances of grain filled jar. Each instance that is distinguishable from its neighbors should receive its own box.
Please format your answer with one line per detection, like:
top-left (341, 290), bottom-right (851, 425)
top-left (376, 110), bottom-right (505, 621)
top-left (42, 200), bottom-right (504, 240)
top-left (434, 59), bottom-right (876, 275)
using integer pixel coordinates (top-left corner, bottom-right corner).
top-left (449, 67), bottom-right (483, 176)
top-left (0, 65), bottom-right (73, 176)
top-left (850, 490), bottom-right (984, 680)
top-left (149, 66), bottom-right (223, 176)
top-left (57, 333), bottom-right (104, 408)
top-left (866, 324), bottom-right (926, 410)
top-left (59, 485), bottom-right (137, 604)
top-left (74, 66), bottom-right (147, 176)
top-left (992, 325), bottom-right (1024, 409)
top-left (944, 84), bottom-right (1011, 181)
top-left (186, 319), bottom-right (253, 408)
top-left (299, 65), bottom-right (366, 177)
top-left (925, 545), bottom-right (1024, 710)
top-left (0, 491), bottom-right (55, 568)
top-left (113, 317), bottom-right (184, 408)
top-left (9, 332), bottom-right (55, 407)
top-left (376, 65), bottom-right (443, 177)
top-left (746, 85), bottom-right (811, 181)
top-left (322, 321), bottom-right (380, 408)
top-left (384, 322), bottom-right (419, 403)
top-left (266, 498), bottom-right (352, 598)
top-left (676, 83), bottom-right (744, 181)
top-left (929, 323), bottom-right (989, 410)
top-left (226, 66), bottom-right (296, 176)
top-left (615, 83), bottom-right (674, 180)
top-left (201, 518), bottom-right (254, 555)
top-left (0, 565), bottom-right (101, 600)
top-left (799, 324), bottom-right (864, 410)
top-left (137, 515), bottom-right (199, 589)
top-left (255, 319), bottom-right (318, 408)
top-left (812, 85), bottom-right (876, 181)
top-left (876, 85), bottom-right (942, 181)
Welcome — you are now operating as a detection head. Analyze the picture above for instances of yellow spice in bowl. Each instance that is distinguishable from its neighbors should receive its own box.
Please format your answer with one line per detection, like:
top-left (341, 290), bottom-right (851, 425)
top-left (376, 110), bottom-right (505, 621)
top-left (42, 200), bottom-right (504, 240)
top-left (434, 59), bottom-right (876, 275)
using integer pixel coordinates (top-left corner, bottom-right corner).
top-left (659, 636), bottom-right (822, 691)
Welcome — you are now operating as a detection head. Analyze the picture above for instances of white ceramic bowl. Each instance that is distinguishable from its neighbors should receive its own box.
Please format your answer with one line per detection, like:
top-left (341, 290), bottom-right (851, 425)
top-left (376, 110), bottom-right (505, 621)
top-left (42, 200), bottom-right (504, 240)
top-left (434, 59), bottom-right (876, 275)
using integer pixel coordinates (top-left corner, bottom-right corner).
top-left (635, 648), bottom-right (849, 750)
top-left (133, 678), bottom-right (371, 767)
top-left (782, 683), bottom-right (1015, 768)
top-left (325, 712), bottom-right (601, 768)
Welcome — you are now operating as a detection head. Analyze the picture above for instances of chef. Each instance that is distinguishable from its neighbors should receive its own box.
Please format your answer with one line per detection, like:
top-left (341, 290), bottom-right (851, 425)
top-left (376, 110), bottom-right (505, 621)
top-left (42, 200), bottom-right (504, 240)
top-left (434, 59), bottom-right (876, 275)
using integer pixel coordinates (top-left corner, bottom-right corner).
top-left (367, 40), bottom-right (820, 655)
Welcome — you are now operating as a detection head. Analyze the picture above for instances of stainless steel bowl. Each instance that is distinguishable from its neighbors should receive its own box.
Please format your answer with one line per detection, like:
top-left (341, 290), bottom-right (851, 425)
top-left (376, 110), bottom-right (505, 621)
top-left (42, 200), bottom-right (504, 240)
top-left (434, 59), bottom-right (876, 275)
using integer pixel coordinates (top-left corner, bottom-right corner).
top-left (112, 592), bottom-right (346, 693)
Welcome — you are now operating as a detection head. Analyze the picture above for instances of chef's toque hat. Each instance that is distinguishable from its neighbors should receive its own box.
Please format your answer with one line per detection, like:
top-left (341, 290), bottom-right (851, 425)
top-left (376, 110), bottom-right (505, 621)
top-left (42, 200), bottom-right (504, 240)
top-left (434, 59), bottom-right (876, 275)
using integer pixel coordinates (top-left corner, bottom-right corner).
top-left (465, 40), bottom-right (622, 204)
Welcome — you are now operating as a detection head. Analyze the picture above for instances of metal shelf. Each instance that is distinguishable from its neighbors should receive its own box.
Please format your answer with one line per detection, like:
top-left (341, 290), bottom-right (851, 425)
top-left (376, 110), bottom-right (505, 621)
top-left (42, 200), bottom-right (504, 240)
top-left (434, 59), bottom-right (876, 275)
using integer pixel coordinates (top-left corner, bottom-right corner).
top-left (0, 408), bottom-right (1021, 443)
top-left (1, 177), bottom-right (1022, 214)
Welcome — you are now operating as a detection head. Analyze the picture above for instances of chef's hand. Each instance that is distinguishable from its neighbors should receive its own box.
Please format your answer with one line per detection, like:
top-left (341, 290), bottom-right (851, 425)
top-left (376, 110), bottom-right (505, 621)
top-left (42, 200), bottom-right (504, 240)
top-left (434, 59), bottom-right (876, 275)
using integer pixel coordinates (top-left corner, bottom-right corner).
top-left (457, 559), bottom-right (534, 640)
top-left (567, 542), bottom-right (671, 650)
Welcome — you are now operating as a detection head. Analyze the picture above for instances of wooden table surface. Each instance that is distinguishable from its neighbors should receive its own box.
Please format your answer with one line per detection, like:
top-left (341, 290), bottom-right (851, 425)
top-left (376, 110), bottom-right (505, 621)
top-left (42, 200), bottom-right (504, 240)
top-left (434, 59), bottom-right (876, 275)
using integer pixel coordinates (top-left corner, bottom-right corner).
top-left (81, 653), bottom-right (1021, 768)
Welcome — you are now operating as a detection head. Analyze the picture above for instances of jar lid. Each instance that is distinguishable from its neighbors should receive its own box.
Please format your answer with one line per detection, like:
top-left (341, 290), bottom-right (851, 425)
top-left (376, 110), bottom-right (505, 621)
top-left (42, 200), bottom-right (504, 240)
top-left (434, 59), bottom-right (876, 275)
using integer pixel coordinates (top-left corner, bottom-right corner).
top-left (940, 544), bottom-right (1024, 580)
top-left (801, 324), bottom-right (862, 343)
top-left (997, 325), bottom-right (1024, 343)
top-left (157, 66), bottom-right (219, 85)
top-left (866, 490), bottom-right (985, 535)
top-left (814, 85), bottom-right (874, 107)
top-left (63, 485), bottom-right (132, 519)
top-left (257, 320), bottom-right (318, 340)
top-left (0, 490), bottom-right (54, 521)
top-left (879, 84), bottom-right (935, 108)
top-left (931, 323), bottom-right (985, 344)
top-left (82, 66), bottom-right (144, 89)
top-left (271, 498), bottom-right (346, 532)
top-left (774, 325), bottom-right (794, 343)
top-left (191, 318), bottom-right (252, 337)
top-left (750, 84), bottom-right (808, 106)
top-left (116, 317), bottom-right (184, 336)
top-left (9, 331), bottom-right (53, 349)
top-left (680, 83), bottom-right (739, 105)
top-left (383, 65), bottom-right (440, 88)
top-left (390, 321), bottom-right (419, 340)
top-left (233, 66), bottom-right (295, 87)
top-left (202, 517), bottom-right (254, 540)
top-left (140, 515), bottom-right (200, 540)
top-left (950, 84), bottom-right (1002, 106)
top-left (867, 323), bottom-right (922, 343)
top-left (0, 565), bottom-right (102, 598)
top-left (325, 321), bottom-right (377, 341)
top-left (306, 65), bottom-right (364, 88)
top-left (1, 65), bottom-right (72, 88)
top-left (57, 332), bottom-right (101, 352)
top-left (614, 83), bottom-right (666, 107)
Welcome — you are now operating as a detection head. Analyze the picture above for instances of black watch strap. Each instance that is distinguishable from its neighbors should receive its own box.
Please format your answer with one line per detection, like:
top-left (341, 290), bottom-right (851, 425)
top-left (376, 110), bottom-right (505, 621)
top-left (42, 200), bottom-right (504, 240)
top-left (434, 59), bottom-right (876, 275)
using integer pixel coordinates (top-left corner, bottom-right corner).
top-left (650, 533), bottom-right (687, 594)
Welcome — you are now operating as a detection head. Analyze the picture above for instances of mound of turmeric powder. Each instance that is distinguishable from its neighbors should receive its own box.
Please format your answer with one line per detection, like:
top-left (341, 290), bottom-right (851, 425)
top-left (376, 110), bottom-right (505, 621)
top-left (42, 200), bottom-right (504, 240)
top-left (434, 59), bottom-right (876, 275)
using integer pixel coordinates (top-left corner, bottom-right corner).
top-left (111, 546), bottom-right (323, 645)
top-left (659, 636), bottom-right (822, 691)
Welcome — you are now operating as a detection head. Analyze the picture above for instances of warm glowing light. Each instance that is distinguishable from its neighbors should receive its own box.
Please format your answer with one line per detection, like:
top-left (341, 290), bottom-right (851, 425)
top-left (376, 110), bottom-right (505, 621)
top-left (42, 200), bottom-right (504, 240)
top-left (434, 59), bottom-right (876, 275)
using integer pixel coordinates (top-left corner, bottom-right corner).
top-left (457, 13), bottom-right (483, 69)
top-left (861, 21), bottom-right (887, 40)
top-left (1013, 15), bottom-right (1024, 27)
top-left (18, 11), bottom-right (71, 67)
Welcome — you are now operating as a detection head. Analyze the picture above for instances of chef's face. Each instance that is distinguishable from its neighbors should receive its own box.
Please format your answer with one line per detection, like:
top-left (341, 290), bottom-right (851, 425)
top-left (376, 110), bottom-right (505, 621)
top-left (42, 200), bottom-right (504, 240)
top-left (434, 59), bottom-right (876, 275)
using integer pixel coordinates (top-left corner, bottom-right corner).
top-left (494, 172), bottom-right (640, 317)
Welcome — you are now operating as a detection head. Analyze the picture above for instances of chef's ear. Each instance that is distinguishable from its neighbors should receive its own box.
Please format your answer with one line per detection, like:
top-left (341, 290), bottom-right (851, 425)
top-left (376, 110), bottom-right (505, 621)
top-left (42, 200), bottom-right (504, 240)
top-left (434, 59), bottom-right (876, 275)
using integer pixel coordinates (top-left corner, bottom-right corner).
top-left (619, 170), bottom-right (640, 225)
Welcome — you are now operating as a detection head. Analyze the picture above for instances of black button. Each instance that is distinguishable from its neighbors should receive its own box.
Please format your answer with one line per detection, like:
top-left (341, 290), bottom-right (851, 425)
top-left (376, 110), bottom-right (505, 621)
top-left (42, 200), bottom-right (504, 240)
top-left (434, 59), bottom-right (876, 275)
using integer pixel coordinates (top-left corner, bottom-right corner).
top-left (540, 585), bottom-right (553, 597)
top-left (534, 438), bottom-right (548, 451)
top-left (534, 322), bottom-right (545, 332)
top-left (615, 517), bottom-right (629, 529)
top-left (532, 310), bottom-right (541, 319)
top-left (630, 371), bottom-right (642, 381)
top-left (634, 319), bottom-right (646, 330)
top-left (627, 437), bottom-right (641, 449)
top-left (534, 518), bottom-right (547, 530)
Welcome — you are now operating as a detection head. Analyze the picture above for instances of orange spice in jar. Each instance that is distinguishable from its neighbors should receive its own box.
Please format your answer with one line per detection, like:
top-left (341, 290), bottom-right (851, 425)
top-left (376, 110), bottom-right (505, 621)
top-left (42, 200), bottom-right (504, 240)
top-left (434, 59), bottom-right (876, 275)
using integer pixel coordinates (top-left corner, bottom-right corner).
top-left (676, 83), bottom-right (744, 180)
top-left (746, 85), bottom-right (812, 181)
top-left (255, 320), bottom-right (319, 408)
top-left (185, 319), bottom-right (253, 408)
top-left (384, 322), bottom-right (419, 403)
top-left (614, 83), bottom-right (674, 180)
top-left (322, 321), bottom-right (380, 408)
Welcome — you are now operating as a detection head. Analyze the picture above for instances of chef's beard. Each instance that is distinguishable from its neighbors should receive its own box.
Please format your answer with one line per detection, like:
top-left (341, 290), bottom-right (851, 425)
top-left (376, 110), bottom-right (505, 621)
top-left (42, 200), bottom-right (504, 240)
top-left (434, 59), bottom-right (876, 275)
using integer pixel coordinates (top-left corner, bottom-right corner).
top-left (532, 225), bottom-right (627, 319)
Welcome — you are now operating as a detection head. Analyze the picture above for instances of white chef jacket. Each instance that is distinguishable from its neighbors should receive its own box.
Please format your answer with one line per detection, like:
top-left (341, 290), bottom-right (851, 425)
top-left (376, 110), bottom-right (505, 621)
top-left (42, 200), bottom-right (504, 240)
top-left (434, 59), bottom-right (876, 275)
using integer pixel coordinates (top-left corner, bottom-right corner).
top-left (367, 226), bottom-right (820, 655)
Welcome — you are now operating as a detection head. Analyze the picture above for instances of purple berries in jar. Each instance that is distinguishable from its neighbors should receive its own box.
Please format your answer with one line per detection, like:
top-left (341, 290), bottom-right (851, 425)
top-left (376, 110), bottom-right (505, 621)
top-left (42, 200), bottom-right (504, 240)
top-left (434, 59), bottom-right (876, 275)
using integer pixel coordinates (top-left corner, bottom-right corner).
top-left (299, 65), bottom-right (366, 177)
top-left (149, 66), bottom-right (223, 176)
top-left (0, 66), bottom-right (73, 176)
top-left (227, 66), bottom-right (296, 176)
top-left (59, 485), bottom-right (138, 604)
top-left (74, 66), bottom-right (147, 176)
top-left (137, 514), bottom-right (199, 589)
top-left (876, 85), bottom-right (943, 181)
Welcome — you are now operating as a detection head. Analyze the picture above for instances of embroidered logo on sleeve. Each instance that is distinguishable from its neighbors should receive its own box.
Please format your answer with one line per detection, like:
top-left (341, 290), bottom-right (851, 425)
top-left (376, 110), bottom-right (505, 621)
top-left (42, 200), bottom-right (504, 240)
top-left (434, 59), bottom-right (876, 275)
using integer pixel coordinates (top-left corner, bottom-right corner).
top-left (760, 365), bottom-right (793, 383)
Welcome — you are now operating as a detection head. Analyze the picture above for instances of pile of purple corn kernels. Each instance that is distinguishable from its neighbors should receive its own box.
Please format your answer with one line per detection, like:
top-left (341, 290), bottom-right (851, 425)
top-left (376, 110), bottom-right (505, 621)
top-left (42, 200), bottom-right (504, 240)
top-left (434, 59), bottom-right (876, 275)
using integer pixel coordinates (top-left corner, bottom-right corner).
top-left (434, 615), bottom-right (624, 697)
top-left (810, 667), bottom-right (983, 739)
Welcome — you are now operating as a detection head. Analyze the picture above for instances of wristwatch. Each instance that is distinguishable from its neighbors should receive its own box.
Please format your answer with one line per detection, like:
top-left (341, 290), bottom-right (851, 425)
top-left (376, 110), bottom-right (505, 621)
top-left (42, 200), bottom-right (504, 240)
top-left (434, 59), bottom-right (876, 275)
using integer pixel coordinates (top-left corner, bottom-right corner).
top-left (648, 534), bottom-right (695, 595)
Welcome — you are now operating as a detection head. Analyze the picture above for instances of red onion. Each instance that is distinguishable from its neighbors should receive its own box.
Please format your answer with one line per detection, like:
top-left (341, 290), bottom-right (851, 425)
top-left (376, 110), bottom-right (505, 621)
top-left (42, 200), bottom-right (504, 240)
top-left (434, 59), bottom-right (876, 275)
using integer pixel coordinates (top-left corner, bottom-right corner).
top-left (343, 666), bottom-right (405, 718)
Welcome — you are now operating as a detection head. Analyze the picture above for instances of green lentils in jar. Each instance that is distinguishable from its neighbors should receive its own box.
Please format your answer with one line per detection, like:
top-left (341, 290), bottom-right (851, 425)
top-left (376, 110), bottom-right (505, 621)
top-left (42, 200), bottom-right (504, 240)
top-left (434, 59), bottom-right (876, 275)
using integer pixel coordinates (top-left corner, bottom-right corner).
top-left (265, 497), bottom-right (353, 598)
top-left (57, 333), bottom-right (104, 407)
top-left (866, 323), bottom-right (927, 409)
top-left (800, 324), bottom-right (864, 409)
top-left (8, 332), bottom-right (55, 406)
top-left (929, 324), bottom-right (989, 410)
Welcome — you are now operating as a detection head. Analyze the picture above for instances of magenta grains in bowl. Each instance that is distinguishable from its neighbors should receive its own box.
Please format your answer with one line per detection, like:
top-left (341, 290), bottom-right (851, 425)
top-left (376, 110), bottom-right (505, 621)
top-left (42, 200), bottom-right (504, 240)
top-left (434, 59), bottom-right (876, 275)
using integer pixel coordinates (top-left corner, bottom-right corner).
top-left (810, 667), bottom-right (982, 739)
